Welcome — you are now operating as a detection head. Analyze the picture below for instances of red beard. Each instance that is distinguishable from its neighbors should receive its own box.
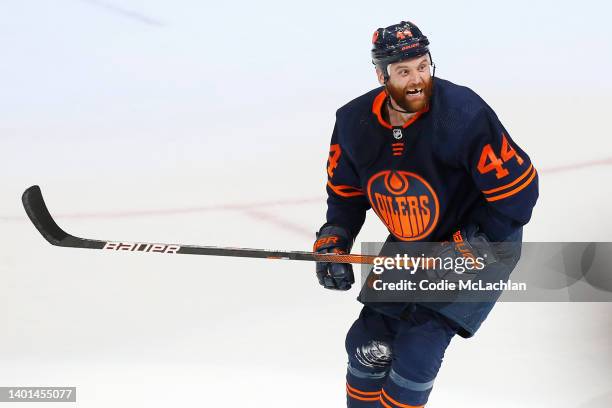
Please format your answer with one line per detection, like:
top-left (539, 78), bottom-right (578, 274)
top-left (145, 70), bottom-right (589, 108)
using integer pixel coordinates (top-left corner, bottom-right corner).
top-left (386, 77), bottom-right (433, 113)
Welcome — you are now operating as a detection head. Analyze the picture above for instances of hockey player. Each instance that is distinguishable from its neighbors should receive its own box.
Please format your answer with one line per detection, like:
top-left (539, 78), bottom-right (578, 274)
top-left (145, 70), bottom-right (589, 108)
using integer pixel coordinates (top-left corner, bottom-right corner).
top-left (313, 21), bottom-right (538, 407)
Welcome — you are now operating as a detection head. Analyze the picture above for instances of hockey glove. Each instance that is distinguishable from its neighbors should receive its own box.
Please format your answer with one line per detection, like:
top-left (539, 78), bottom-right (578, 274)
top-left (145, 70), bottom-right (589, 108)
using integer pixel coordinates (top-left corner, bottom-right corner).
top-left (313, 225), bottom-right (354, 291)
top-left (424, 224), bottom-right (498, 284)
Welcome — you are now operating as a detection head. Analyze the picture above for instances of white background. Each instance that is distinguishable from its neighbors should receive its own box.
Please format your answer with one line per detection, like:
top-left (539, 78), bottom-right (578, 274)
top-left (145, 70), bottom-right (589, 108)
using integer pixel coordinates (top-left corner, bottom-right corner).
top-left (1, 0), bottom-right (611, 406)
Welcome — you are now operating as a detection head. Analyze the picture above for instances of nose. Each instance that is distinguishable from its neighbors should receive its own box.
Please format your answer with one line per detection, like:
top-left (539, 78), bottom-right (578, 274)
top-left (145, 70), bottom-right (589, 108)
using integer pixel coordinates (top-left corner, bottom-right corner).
top-left (406, 71), bottom-right (423, 87)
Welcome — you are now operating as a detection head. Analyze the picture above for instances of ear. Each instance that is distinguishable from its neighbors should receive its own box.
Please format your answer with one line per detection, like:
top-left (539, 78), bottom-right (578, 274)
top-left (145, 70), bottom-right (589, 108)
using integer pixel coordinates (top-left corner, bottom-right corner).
top-left (375, 67), bottom-right (386, 86)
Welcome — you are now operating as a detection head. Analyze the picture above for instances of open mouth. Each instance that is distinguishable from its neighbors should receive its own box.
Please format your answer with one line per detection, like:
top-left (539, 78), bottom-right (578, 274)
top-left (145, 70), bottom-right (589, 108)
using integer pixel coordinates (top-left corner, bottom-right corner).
top-left (406, 88), bottom-right (423, 96)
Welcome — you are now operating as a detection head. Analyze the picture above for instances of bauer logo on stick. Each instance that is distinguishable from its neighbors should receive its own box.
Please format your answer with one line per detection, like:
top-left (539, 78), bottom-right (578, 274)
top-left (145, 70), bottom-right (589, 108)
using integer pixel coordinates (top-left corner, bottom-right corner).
top-left (103, 241), bottom-right (180, 253)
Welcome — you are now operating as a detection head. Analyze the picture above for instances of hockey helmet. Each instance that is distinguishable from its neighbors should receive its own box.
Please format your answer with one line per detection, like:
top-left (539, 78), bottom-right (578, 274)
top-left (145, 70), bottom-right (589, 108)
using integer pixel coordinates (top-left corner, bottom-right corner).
top-left (371, 21), bottom-right (431, 80)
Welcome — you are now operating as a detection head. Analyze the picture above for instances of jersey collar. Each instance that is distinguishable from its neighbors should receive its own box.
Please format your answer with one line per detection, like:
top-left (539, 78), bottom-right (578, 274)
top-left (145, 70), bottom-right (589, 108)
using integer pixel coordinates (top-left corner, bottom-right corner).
top-left (372, 89), bottom-right (429, 129)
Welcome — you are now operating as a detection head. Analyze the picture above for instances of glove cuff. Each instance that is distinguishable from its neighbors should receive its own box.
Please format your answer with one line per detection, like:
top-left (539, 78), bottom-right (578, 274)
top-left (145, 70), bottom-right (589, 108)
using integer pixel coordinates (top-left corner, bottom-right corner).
top-left (314, 224), bottom-right (353, 253)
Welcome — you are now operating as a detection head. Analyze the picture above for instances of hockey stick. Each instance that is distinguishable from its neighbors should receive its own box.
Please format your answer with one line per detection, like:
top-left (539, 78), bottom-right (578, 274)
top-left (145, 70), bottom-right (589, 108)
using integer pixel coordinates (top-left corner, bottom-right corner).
top-left (21, 185), bottom-right (378, 265)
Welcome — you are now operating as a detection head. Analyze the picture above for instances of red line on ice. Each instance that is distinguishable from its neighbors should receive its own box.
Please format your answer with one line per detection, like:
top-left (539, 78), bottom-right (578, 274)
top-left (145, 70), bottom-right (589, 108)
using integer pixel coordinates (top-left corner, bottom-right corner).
top-left (2, 156), bottom-right (611, 226)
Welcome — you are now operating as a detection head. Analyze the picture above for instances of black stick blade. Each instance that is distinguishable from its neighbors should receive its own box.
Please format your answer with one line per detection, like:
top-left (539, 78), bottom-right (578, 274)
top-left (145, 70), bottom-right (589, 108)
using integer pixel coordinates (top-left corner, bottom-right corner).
top-left (22, 185), bottom-right (70, 246)
top-left (20, 185), bottom-right (374, 264)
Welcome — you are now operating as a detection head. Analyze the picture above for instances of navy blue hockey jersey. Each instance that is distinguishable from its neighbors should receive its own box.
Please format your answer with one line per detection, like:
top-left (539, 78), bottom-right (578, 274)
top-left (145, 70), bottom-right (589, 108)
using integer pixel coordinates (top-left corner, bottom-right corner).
top-left (326, 78), bottom-right (538, 243)
top-left (324, 78), bottom-right (539, 337)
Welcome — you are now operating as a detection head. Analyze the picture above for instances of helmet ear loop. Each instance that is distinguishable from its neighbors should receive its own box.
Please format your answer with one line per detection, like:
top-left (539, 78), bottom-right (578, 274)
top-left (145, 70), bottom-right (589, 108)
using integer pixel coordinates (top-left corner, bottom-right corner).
top-left (386, 64), bottom-right (392, 80)
top-left (428, 52), bottom-right (436, 80)
top-left (382, 66), bottom-right (390, 98)
top-left (381, 63), bottom-right (391, 85)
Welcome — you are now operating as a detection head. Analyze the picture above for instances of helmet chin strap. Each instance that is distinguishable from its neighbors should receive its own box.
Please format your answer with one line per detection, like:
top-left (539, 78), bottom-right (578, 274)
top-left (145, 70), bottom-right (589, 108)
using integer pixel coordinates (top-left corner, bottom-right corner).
top-left (386, 94), bottom-right (412, 114)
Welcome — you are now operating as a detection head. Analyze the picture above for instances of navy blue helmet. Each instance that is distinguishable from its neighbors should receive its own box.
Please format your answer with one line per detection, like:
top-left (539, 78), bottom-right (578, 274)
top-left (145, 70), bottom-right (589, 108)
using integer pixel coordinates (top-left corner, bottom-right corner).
top-left (371, 21), bottom-right (431, 79)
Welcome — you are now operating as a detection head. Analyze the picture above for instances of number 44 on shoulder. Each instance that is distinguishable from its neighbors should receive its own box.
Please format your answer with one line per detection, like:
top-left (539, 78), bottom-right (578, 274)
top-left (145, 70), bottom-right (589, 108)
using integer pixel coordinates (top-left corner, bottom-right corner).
top-left (477, 133), bottom-right (524, 179)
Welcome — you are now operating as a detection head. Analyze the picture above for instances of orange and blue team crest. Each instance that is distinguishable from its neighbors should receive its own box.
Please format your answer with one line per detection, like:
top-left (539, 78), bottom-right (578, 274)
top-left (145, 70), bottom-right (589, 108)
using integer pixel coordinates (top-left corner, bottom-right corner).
top-left (367, 170), bottom-right (439, 241)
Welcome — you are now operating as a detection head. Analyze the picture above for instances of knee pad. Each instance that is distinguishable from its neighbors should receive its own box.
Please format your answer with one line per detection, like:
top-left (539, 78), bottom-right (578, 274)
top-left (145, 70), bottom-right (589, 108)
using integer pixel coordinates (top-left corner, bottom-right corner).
top-left (346, 338), bottom-right (392, 380)
top-left (345, 317), bottom-right (393, 374)
top-left (354, 340), bottom-right (392, 369)
top-left (345, 322), bottom-right (393, 406)
top-left (346, 340), bottom-right (392, 407)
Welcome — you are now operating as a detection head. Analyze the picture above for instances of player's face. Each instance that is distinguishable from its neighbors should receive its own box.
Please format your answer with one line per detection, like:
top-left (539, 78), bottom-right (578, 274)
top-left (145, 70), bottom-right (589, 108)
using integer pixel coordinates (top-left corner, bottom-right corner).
top-left (379, 55), bottom-right (433, 113)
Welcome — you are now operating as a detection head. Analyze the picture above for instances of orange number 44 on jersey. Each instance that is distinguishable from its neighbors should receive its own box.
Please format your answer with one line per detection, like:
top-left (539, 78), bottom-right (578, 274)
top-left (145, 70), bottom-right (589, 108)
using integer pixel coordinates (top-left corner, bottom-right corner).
top-left (477, 133), bottom-right (524, 179)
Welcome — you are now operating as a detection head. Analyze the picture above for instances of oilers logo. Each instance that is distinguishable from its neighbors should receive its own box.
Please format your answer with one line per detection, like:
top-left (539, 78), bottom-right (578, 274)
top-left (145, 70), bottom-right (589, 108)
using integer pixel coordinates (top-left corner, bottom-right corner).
top-left (367, 170), bottom-right (439, 241)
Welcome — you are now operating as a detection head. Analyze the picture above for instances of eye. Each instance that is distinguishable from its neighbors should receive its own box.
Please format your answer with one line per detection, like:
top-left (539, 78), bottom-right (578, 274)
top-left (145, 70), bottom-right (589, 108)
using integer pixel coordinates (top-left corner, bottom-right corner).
top-left (418, 64), bottom-right (427, 72)
top-left (399, 69), bottom-right (409, 76)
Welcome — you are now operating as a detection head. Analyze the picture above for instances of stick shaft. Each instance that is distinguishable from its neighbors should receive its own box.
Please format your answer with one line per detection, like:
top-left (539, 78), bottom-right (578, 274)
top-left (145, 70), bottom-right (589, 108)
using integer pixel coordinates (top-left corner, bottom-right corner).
top-left (21, 185), bottom-right (377, 265)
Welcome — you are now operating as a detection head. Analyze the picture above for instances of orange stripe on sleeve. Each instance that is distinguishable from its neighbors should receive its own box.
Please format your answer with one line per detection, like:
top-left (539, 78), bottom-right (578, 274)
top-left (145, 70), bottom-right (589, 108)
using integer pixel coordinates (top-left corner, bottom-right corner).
top-left (485, 168), bottom-right (537, 202)
top-left (380, 389), bottom-right (425, 408)
top-left (327, 181), bottom-right (365, 197)
top-left (481, 164), bottom-right (534, 195)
